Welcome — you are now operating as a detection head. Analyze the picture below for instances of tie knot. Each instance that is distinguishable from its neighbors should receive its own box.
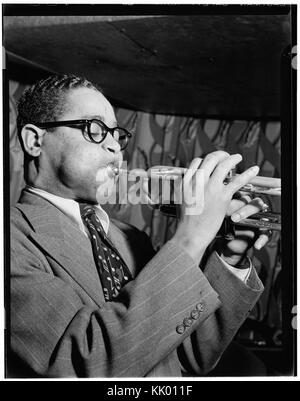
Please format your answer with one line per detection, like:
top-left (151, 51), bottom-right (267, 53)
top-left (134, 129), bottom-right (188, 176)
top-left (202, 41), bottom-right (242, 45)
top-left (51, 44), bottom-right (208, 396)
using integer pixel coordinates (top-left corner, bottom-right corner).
top-left (79, 203), bottom-right (96, 220)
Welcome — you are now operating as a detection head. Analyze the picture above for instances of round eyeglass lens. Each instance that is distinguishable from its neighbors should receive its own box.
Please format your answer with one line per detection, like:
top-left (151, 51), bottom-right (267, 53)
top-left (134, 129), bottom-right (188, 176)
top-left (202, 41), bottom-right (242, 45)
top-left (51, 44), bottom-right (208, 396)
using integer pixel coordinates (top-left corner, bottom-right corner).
top-left (89, 121), bottom-right (106, 143)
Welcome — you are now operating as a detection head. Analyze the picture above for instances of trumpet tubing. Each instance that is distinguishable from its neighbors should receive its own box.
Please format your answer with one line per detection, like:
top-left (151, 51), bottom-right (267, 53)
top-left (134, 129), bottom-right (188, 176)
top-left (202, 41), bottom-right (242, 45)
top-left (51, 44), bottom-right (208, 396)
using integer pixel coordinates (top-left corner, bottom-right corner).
top-left (233, 212), bottom-right (281, 231)
top-left (157, 205), bottom-right (281, 231)
top-left (147, 166), bottom-right (281, 197)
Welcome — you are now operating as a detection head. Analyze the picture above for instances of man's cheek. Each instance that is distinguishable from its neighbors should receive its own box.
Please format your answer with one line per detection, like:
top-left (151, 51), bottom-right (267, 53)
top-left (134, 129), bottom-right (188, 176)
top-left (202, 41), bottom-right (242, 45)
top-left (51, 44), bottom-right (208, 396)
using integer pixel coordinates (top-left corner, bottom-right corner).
top-left (74, 153), bottom-right (98, 176)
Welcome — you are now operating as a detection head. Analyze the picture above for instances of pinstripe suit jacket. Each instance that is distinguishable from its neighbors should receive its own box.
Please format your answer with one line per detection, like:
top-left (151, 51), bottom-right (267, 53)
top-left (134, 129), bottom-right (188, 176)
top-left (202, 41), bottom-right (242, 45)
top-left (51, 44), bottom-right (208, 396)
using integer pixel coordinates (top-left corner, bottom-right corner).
top-left (9, 191), bottom-right (263, 378)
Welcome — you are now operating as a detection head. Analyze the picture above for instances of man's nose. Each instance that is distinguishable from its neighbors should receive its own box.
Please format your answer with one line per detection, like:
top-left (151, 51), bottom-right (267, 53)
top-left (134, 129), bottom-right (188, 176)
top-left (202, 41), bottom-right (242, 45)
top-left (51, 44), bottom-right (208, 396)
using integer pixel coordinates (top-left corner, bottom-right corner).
top-left (101, 133), bottom-right (121, 154)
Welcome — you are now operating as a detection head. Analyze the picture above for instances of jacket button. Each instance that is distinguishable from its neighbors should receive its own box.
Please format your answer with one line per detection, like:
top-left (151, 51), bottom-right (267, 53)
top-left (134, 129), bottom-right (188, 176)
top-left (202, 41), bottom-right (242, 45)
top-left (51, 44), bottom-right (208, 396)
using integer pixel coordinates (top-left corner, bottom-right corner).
top-left (196, 302), bottom-right (205, 312)
top-left (176, 324), bottom-right (186, 334)
top-left (183, 318), bottom-right (193, 327)
top-left (190, 309), bottom-right (200, 320)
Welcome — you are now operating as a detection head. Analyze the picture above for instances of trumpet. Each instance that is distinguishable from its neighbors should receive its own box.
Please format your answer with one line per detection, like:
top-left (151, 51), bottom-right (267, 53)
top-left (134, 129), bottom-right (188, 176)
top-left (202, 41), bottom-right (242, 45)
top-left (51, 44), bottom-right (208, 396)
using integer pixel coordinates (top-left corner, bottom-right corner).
top-left (110, 164), bottom-right (281, 231)
top-left (146, 166), bottom-right (281, 197)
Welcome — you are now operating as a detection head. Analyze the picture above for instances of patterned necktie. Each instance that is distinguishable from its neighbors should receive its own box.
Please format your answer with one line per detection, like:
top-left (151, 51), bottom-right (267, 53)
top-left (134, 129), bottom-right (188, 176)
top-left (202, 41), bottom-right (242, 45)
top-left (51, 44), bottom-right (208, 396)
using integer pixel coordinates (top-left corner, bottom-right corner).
top-left (80, 203), bottom-right (132, 302)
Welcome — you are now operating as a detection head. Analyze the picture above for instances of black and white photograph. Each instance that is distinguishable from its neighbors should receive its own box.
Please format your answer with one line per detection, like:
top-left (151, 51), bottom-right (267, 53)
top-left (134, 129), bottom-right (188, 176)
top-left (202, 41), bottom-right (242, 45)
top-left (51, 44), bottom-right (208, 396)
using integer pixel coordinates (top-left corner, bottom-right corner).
top-left (2, 3), bottom-right (297, 382)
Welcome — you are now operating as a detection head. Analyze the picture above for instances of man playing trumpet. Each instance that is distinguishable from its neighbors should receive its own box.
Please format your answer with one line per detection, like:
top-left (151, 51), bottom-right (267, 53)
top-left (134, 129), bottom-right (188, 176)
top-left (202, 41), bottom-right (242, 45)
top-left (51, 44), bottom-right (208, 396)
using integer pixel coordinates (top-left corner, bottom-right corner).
top-left (10, 74), bottom-right (270, 377)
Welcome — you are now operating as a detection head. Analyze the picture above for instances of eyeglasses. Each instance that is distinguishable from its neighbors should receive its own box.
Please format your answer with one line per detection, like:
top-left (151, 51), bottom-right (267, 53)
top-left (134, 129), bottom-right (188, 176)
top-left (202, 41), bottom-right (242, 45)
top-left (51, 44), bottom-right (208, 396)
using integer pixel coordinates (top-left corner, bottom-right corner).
top-left (34, 119), bottom-right (132, 150)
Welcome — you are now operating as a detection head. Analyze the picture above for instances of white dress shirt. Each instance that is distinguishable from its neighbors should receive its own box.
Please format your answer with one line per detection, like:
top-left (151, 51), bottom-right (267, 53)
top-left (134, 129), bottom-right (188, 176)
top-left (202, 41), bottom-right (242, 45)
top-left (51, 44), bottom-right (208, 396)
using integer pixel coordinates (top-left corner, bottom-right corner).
top-left (26, 186), bottom-right (110, 235)
top-left (25, 185), bottom-right (251, 282)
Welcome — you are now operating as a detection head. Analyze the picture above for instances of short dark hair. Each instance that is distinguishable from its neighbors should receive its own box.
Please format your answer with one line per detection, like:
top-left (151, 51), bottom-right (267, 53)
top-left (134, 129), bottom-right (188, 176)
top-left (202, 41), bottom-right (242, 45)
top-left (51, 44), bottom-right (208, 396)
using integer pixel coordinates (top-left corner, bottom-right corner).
top-left (17, 74), bottom-right (100, 134)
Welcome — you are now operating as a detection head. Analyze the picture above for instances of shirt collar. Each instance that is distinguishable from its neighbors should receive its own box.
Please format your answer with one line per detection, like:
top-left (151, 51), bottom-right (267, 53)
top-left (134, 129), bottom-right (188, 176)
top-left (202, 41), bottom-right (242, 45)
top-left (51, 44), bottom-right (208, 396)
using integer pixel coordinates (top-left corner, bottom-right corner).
top-left (25, 185), bottom-right (110, 235)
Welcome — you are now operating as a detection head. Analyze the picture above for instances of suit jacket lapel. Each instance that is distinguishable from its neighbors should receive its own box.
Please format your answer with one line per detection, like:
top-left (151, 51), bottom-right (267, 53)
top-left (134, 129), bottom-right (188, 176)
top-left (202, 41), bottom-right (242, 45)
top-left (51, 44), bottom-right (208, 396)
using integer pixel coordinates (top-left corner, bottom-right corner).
top-left (16, 192), bottom-right (105, 306)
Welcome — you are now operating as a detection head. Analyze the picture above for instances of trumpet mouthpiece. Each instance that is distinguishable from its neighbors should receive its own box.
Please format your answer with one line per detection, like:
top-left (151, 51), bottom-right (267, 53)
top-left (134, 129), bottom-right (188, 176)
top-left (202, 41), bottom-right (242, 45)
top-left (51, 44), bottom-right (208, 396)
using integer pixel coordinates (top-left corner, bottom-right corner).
top-left (107, 164), bottom-right (121, 178)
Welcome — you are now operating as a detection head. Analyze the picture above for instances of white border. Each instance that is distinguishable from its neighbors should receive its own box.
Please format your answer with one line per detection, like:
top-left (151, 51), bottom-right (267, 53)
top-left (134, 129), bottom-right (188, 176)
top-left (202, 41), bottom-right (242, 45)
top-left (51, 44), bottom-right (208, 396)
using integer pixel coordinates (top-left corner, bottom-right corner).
top-left (1, 0), bottom-right (298, 382)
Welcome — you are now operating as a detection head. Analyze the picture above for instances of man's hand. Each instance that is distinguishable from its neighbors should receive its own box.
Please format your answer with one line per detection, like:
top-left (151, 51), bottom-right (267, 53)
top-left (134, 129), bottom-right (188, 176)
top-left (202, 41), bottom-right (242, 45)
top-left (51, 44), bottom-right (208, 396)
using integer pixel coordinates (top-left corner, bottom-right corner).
top-left (217, 195), bottom-right (271, 266)
top-left (171, 151), bottom-right (260, 264)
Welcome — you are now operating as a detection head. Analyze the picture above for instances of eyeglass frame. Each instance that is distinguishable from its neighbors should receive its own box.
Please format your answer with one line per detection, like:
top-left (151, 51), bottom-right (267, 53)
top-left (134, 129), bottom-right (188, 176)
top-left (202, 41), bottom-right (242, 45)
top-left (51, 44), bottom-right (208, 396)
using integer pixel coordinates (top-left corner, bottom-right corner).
top-left (33, 118), bottom-right (132, 150)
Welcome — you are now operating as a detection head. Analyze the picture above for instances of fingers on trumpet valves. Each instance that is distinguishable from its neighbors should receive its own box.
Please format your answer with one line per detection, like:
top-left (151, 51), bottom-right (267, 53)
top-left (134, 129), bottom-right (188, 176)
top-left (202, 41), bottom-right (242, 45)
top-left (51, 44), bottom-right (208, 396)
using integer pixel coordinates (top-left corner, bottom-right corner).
top-left (234, 192), bottom-right (268, 209)
top-left (233, 191), bottom-right (254, 205)
top-left (230, 195), bottom-right (270, 224)
top-left (236, 194), bottom-right (269, 212)
top-left (255, 228), bottom-right (273, 250)
top-left (252, 197), bottom-right (270, 213)
top-left (249, 197), bottom-right (267, 209)
top-left (261, 203), bottom-right (270, 213)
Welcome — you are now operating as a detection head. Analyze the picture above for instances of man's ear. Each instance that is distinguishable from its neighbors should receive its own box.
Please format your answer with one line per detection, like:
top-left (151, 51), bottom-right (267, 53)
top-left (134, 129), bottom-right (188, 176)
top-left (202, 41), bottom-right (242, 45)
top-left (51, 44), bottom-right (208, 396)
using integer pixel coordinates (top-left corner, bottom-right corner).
top-left (20, 124), bottom-right (46, 157)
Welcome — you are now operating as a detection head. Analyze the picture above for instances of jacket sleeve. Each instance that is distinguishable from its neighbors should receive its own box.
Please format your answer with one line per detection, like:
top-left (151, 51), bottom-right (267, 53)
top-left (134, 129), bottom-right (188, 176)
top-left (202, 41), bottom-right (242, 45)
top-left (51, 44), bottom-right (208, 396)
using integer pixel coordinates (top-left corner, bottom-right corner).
top-left (177, 251), bottom-right (264, 375)
top-left (10, 235), bottom-right (222, 378)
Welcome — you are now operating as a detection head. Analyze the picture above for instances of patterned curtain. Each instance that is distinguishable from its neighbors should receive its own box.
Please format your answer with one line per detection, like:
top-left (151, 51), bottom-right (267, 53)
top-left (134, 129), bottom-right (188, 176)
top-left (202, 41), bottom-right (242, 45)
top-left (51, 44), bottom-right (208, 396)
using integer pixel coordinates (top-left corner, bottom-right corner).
top-left (9, 80), bottom-right (282, 342)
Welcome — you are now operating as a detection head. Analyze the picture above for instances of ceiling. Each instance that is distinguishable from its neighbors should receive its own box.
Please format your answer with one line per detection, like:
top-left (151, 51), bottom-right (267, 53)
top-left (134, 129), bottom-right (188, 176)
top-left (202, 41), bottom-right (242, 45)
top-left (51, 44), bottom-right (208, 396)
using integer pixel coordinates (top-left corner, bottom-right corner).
top-left (4, 12), bottom-right (292, 119)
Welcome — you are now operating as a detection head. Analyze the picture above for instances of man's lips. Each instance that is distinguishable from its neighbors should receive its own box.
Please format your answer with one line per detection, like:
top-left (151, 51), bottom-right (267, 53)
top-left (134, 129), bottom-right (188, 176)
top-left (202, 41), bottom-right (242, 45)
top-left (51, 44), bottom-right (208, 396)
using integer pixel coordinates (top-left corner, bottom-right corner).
top-left (96, 160), bottom-right (121, 183)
